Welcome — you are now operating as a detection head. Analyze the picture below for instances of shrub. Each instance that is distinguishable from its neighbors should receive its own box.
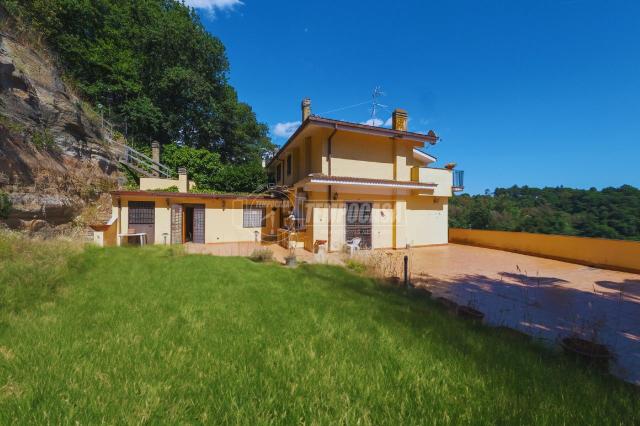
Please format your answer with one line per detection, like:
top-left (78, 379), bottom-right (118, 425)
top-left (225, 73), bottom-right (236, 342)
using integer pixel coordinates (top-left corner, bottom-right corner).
top-left (31, 129), bottom-right (55, 149)
top-left (249, 247), bottom-right (273, 262)
top-left (0, 191), bottom-right (11, 219)
top-left (345, 258), bottom-right (366, 274)
top-left (147, 186), bottom-right (179, 192)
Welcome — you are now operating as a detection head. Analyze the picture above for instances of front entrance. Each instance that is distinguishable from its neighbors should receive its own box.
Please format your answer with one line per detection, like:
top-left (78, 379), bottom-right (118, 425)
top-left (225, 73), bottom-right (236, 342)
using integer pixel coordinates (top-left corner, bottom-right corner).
top-left (171, 204), bottom-right (205, 244)
top-left (346, 202), bottom-right (372, 249)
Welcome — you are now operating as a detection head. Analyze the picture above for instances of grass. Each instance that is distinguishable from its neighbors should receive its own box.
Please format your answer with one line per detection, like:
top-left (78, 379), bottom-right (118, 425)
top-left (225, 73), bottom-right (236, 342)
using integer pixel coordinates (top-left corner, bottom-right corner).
top-left (0, 233), bottom-right (638, 424)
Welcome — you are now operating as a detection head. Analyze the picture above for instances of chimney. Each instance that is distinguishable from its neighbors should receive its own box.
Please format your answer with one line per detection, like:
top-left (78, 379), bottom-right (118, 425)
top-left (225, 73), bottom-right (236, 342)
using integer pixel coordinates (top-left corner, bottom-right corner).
top-left (178, 167), bottom-right (188, 192)
top-left (301, 98), bottom-right (311, 121)
top-left (151, 141), bottom-right (160, 177)
top-left (392, 109), bottom-right (408, 131)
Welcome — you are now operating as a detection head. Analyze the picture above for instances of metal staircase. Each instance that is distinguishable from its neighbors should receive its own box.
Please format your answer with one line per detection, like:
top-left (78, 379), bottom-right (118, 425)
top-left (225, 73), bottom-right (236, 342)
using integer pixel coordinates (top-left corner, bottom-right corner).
top-left (101, 119), bottom-right (173, 178)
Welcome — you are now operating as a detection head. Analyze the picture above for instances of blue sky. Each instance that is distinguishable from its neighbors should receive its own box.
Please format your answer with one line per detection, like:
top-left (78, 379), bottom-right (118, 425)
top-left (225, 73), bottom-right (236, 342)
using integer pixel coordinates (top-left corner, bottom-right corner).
top-left (189, 0), bottom-right (639, 194)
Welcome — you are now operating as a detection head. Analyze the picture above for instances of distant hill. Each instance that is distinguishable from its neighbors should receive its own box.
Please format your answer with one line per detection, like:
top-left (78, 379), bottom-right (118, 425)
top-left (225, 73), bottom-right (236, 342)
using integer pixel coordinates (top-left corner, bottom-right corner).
top-left (450, 185), bottom-right (640, 241)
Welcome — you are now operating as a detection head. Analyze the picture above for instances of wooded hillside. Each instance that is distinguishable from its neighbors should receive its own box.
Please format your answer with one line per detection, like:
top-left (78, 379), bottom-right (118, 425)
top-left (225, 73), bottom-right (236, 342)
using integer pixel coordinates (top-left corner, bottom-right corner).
top-left (5, 0), bottom-right (273, 191)
top-left (450, 185), bottom-right (640, 241)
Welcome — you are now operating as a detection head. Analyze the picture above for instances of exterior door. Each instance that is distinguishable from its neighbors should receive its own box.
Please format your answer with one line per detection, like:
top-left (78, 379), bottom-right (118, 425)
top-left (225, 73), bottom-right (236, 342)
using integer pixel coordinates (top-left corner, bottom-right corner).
top-left (346, 202), bottom-right (372, 249)
top-left (128, 201), bottom-right (155, 244)
top-left (171, 204), bottom-right (183, 244)
top-left (193, 204), bottom-right (205, 244)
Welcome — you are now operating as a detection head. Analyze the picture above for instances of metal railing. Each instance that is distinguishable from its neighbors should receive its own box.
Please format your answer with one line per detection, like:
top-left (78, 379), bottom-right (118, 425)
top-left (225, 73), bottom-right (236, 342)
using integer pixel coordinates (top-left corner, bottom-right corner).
top-left (101, 119), bottom-right (173, 178)
top-left (453, 169), bottom-right (464, 190)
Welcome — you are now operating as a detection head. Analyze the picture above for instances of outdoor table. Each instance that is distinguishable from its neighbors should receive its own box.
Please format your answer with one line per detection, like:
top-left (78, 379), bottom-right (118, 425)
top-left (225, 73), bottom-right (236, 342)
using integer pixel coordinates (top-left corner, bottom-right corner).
top-left (117, 232), bottom-right (147, 246)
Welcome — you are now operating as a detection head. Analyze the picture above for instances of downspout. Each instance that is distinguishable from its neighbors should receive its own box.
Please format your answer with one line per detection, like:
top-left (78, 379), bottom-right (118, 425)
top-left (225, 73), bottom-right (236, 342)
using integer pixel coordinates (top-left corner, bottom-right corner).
top-left (327, 124), bottom-right (337, 176)
top-left (327, 125), bottom-right (337, 251)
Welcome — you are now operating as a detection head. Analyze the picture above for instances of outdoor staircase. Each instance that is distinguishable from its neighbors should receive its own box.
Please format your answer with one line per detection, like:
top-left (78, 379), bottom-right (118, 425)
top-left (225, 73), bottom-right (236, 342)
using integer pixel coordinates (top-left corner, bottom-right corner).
top-left (101, 119), bottom-right (173, 179)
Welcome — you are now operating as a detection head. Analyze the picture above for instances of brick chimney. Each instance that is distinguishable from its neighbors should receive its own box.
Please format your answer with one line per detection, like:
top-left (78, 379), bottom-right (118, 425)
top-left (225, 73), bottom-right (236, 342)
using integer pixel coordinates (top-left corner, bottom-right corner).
top-left (178, 167), bottom-right (188, 193)
top-left (301, 98), bottom-right (311, 121)
top-left (392, 109), bottom-right (408, 131)
top-left (151, 141), bottom-right (160, 177)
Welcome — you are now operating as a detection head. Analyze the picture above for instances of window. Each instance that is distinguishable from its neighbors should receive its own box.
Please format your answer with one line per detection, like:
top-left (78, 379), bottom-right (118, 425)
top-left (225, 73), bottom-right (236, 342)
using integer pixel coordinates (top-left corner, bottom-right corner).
top-left (286, 154), bottom-right (292, 176)
top-left (128, 201), bottom-right (155, 224)
top-left (276, 164), bottom-right (282, 182)
top-left (243, 206), bottom-right (265, 228)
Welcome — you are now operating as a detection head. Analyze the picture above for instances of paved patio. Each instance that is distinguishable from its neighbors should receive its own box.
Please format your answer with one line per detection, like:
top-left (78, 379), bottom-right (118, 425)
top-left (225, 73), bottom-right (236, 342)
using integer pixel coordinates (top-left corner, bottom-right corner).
top-left (407, 244), bottom-right (640, 385)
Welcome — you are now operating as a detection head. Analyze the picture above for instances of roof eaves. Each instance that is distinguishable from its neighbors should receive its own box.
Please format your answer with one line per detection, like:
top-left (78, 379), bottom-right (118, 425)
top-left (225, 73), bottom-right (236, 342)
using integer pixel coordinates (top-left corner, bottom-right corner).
top-left (110, 190), bottom-right (275, 200)
top-left (265, 115), bottom-right (438, 168)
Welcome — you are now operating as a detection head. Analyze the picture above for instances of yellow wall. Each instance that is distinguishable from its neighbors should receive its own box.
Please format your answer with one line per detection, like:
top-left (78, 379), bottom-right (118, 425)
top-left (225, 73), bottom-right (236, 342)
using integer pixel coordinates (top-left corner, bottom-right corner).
top-left (305, 191), bottom-right (446, 251)
top-left (139, 177), bottom-right (195, 192)
top-left (113, 195), bottom-right (279, 245)
top-left (330, 132), bottom-right (395, 180)
top-left (406, 197), bottom-right (448, 246)
top-left (449, 229), bottom-right (640, 274)
top-left (269, 126), bottom-right (433, 185)
top-left (416, 168), bottom-right (452, 197)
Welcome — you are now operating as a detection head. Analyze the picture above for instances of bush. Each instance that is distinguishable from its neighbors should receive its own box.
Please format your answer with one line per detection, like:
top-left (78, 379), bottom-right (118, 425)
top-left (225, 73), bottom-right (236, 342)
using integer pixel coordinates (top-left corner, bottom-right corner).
top-left (0, 191), bottom-right (11, 219)
top-left (147, 186), bottom-right (179, 192)
top-left (249, 247), bottom-right (273, 263)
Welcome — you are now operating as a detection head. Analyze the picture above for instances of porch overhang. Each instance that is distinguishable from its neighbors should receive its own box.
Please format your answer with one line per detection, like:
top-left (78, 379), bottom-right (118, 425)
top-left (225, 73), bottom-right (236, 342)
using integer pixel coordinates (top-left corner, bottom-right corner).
top-left (300, 175), bottom-right (437, 195)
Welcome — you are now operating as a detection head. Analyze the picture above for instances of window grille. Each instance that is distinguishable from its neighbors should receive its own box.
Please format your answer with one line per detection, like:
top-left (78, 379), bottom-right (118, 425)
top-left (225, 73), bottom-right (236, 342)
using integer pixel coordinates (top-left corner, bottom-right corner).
top-left (243, 206), bottom-right (265, 228)
top-left (128, 201), bottom-right (155, 224)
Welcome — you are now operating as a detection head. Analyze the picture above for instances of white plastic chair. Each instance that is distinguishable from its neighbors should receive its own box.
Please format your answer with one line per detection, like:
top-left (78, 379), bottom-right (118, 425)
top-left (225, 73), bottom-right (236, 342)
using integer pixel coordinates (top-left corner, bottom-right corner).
top-left (345, 237), bottom-right (362, 256)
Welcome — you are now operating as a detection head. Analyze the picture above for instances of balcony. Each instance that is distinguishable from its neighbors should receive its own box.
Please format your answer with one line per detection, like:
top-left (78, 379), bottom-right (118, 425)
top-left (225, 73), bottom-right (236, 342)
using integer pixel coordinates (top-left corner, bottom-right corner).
top-left (453, 170), bottom-right (464, 191)
top-left (412, 167), bottom-right (464, 195)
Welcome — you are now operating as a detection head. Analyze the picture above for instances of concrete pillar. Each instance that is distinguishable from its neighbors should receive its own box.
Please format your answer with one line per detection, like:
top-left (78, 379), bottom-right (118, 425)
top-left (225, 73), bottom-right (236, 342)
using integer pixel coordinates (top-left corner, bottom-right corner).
top-left (178, 167), bottom-right (188, 193)
top-left (151, 141), bottom-right (160, 177)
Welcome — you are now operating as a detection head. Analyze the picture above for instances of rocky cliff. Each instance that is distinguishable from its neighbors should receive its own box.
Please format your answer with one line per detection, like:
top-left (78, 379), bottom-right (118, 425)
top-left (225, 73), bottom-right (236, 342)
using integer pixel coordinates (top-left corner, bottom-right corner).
top-left (0, 7), bottom-right (118, 234)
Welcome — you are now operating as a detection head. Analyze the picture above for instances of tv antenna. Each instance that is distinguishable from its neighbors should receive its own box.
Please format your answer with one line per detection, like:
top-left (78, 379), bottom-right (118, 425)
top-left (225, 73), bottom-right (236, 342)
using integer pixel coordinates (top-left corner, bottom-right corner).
top-left (370, 86), bottom-right (388, 125)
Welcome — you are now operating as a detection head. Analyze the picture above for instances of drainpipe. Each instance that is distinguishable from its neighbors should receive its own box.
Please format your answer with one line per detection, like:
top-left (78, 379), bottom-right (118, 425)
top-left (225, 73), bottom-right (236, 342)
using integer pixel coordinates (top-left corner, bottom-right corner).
top-left (327, 125), bottom-right (337, 251)
top-left (327, 125), bottom-right (337, 177)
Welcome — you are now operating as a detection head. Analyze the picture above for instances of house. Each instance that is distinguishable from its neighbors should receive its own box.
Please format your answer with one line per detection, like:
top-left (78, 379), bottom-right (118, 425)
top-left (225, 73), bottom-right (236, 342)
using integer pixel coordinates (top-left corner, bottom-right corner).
top-left (93, 99), bottom-right (463, 251)
top-left (265, 99), bottom-right (463, 252)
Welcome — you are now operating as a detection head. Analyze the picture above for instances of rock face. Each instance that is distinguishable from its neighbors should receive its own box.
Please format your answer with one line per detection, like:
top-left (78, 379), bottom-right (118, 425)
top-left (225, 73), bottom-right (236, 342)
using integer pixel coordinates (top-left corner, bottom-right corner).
top-left (0, 7), bottom-right (119, 231)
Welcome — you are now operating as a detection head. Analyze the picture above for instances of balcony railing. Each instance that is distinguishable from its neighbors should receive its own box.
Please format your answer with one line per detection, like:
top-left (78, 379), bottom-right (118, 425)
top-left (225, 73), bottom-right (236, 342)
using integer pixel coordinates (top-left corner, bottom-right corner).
top-left (453, 169), bottom-right (464, 190)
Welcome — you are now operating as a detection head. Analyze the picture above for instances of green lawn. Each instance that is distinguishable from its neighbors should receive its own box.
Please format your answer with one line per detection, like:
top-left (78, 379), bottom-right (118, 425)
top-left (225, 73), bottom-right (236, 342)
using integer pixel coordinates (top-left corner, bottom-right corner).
top-left (0, 234), bottom-right (638, 424)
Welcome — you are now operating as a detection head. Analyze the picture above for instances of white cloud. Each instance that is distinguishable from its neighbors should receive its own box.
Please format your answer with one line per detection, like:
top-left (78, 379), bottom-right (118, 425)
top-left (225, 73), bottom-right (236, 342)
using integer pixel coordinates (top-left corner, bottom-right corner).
top-left (273, 121), bottom-right (301, 138)
top-left (183, 0), bottom-right (243, 12)
top-left (361, 118), bottom-right (384, 127)
top-left (384, 117), bottom-right (393, 127)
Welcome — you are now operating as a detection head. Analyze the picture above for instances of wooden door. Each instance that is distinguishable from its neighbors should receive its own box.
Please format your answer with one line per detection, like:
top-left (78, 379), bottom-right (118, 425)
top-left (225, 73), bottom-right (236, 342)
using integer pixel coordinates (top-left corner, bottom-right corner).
top-left (128, 201), bottom-right (155, 244)
top-left (193, 204), bottom-right (205, 244)
top-left (171, 204), bottom-right (183, 244)
top-left (346, 202), bottom-right (372, 249)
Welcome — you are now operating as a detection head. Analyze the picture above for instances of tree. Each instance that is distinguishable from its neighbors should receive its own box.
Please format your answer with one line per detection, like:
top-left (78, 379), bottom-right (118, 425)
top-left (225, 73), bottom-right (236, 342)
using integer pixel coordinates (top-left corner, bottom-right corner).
top-left (449, 185), bottom-right (640, 241)
top-left (8, 0), bottom-right (274, 163)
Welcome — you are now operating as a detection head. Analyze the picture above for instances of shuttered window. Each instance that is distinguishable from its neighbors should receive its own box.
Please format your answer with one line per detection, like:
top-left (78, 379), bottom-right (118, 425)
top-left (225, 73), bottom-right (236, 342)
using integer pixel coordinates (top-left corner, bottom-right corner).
top-left (243, 206), bottom-right (265, 228)
top-left (128, 202), bottom-right (155, 224)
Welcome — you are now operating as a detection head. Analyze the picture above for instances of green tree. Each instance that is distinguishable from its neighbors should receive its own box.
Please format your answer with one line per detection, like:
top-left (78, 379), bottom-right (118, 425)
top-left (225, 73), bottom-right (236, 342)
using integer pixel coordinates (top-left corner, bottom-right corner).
top-left (7, 0), bottom-right (274, 163)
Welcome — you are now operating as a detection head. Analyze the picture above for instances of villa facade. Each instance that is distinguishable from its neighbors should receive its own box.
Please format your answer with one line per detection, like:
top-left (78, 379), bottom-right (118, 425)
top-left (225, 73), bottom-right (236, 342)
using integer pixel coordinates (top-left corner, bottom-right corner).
top-left (95, 99), bottom-right (463, 251)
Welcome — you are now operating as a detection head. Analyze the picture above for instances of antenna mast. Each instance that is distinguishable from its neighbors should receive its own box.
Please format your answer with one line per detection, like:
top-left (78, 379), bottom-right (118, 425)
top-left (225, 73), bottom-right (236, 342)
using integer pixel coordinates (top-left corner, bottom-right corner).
top-left (370, 86), bottom-right (387, 125)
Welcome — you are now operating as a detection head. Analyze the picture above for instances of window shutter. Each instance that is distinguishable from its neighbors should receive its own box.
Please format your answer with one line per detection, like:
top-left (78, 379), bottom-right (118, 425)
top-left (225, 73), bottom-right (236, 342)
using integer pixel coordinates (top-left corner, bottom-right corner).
top-left (171, 204), bottom-right (183, 244)
top-left (193, 205), bottom-right (205, 244)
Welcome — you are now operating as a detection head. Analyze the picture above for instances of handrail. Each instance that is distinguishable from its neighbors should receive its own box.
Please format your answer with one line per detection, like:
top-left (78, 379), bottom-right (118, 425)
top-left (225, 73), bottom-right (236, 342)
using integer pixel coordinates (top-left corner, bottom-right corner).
top-left (100, 119), bottom-right (174, 178)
